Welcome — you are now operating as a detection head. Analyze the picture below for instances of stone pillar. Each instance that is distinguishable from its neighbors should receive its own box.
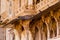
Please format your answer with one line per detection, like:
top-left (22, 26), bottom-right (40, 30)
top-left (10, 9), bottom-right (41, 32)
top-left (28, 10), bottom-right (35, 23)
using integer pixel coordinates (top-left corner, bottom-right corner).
top-left (21, 0), bottom-right (26, 9)
top-left (45, 21), bottom-right (50, 39)
top-left (18, 0), bottom-right (21, 7)
top-left (35, 27), bottom-right (41, 40)
top-left (39, 29), bottom-right (41, 40)
top-left (1, 0), bottom-right (7, 14)
top-left (5, 21), bottom-right (23, 40)
top-left (21, 20), bottom-right (33, 40)
top-left (28, 0), bottom-right (33, 9)
top-left (6, 28), bottom-right (14, 40)
top-left (14, 20), bottom-right (23, 40)
top-left (54, 16), bottom-right (59, 37)
top-left (6, 24), bottom-right (20, 40)
top-left (45, 17), bottom-right (51, 39)
top-left (0, 28), bottom-right (6, 40)
top-left (7, 0), bottom-right (14, 20)
top-left (13, 29), bottom-right (20, 40)
top-left (56, 19), bottom-right (59, 37)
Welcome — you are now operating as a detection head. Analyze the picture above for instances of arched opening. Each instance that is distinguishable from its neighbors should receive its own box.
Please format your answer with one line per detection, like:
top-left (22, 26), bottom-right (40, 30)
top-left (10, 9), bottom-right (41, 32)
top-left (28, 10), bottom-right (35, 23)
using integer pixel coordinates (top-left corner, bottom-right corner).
top-left (41, 22), bottom-right (47, 40)
top-left (49, 17), bottom-right (57, 38)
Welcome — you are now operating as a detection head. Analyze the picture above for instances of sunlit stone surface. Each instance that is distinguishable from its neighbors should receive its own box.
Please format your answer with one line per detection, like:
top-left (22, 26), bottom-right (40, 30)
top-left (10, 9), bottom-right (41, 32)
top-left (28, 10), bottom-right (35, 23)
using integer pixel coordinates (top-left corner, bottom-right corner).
top-left (0, 0), bottom-right (60, 40)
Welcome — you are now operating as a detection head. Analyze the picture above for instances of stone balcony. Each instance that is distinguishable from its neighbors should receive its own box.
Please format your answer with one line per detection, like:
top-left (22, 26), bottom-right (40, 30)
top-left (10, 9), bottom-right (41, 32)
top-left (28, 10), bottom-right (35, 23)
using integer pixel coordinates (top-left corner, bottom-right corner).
top-left (0, 0), bottom-right (60, 24)
top-left (36, 0), bottom-right (59, 13)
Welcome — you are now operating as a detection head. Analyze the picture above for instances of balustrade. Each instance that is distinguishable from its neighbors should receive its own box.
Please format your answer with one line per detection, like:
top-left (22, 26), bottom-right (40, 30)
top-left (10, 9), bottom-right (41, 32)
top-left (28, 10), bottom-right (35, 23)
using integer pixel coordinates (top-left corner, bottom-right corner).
top-left (36, 0), bottom-right (59, 11)
top-left (0, 0), bottom-right (59, 23)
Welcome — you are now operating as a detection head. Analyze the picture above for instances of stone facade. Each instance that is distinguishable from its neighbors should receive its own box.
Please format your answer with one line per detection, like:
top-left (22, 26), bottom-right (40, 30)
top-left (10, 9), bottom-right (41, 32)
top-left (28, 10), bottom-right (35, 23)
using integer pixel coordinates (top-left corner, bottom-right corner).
top-left (0, 0), bottom-right (60, 40)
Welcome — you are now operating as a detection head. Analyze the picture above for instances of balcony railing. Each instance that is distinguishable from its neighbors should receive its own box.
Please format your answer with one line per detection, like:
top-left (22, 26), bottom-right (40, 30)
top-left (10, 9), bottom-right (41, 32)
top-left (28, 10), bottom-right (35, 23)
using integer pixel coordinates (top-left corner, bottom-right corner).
top-left (36, 0), bottom-right (59, 12)
top-left (0, 0), bottom-right (60, 23)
